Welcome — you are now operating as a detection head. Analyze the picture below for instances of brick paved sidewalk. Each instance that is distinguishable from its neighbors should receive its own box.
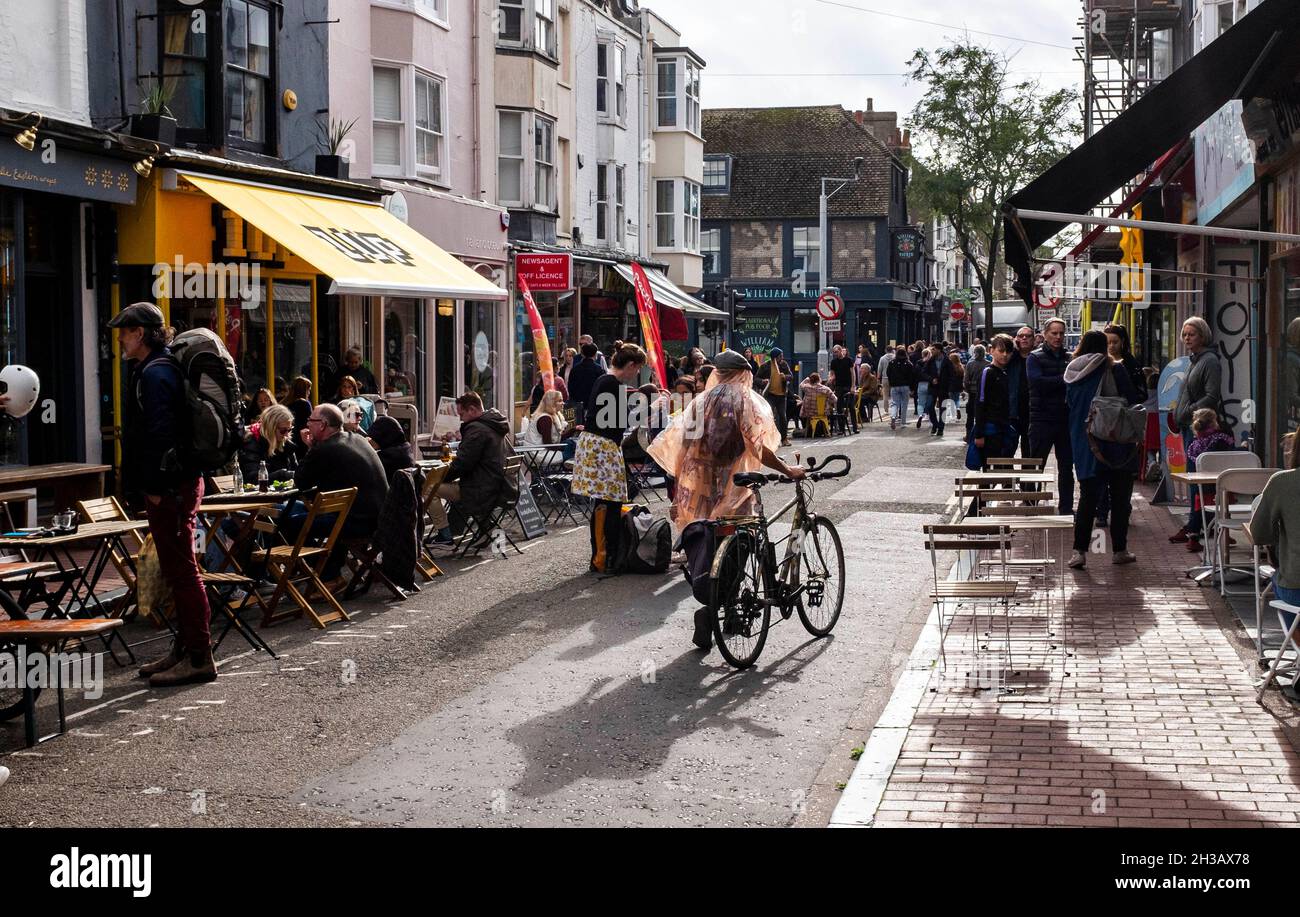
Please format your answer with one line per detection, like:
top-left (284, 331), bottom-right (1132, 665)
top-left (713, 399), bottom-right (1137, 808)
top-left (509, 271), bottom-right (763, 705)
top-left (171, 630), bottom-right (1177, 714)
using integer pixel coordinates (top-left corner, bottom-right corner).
top-left (843, 484), bottom-right (1300, 828)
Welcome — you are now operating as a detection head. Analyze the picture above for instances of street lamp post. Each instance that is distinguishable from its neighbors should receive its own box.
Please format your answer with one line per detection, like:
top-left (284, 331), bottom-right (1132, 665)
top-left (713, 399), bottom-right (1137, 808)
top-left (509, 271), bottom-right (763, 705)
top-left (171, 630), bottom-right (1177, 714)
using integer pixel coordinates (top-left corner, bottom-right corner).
top-left (818, 157), bottom-right (864, 375)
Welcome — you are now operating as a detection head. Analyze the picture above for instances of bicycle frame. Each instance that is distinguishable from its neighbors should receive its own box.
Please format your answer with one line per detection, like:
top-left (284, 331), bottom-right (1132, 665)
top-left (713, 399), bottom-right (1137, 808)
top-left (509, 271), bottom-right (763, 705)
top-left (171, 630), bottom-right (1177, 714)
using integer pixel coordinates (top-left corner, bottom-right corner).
top-left (711, 480), bottom-right (816, 610)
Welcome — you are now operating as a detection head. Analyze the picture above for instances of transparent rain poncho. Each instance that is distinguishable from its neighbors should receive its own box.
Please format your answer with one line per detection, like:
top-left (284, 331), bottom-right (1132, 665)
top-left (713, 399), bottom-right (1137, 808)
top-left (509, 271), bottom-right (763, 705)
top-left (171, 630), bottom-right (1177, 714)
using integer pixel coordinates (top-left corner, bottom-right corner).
top-left (647, 366), bottom-right (781, 528)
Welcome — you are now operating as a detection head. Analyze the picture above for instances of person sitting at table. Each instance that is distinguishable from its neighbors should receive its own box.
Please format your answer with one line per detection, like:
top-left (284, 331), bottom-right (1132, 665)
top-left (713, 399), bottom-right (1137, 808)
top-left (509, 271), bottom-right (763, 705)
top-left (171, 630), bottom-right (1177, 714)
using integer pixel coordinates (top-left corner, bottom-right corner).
top-left (334, 374), bottom-right (362, 404)
top-left (238, 404), bottom-right (297, 484)
top-left (799, 373), bottom-right (836, 437)
top-left (368, 414), bottom-right (415, 484)
top-left (242, 387), bottom-right (274, 427)
top-left (1247, 433), bottom-right (1300, 616)
top-left (284, 403), bottom-right (389, 590)
top-left (524, 389), bottom-right (572, 447)
top-left (284, 376), bottom-right (313, 461)
top-left (427, 391), bottom-right (516, 547)
top-left (1169, 408), bottom-right (1236, 555)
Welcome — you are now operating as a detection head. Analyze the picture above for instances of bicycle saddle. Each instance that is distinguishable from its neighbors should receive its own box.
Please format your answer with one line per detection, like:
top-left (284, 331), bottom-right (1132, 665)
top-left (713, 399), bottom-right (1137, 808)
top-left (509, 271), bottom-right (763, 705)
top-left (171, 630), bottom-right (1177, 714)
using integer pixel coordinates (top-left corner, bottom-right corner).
top-left (733, 472), bottom-right (768, 487)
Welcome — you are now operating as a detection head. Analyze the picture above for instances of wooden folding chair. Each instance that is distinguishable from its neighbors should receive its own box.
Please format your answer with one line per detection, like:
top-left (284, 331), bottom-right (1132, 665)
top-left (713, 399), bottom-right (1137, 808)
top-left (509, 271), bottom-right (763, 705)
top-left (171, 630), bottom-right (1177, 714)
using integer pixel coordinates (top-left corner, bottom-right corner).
top-left (77, 497), bottom-right (147, 619)
top-left (453, 456), bottom-right (525, 557)
top-left (417, 464), bottom-right (449, 580)
top-left (202, 571), bottom-right (277, 658)
top-left (253, 488), bottom-right (357, 629)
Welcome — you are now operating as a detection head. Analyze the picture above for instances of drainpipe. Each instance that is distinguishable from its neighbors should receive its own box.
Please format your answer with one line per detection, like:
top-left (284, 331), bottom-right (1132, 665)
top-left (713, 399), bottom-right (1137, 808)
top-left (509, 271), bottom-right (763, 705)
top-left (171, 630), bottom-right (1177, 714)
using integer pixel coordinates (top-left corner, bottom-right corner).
top-left (471, 0), bottom-right (482, 199)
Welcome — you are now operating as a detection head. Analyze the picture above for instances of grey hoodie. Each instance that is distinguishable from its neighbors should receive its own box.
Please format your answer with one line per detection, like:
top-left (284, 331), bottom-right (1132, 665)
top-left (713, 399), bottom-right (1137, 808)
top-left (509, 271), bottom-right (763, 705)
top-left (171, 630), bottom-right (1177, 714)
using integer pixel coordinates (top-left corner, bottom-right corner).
top-left (1063, 352), bottom-right (1108, 385)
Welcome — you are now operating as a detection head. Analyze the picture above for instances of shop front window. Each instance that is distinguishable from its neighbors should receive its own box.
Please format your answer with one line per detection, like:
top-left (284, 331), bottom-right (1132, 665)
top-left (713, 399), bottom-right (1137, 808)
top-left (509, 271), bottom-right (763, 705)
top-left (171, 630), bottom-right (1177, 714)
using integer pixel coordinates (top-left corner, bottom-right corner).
top-left (227, 280), bottom-right (268, 394)
top-left (273, 280), bottom-right (313, 396)
top-left (466, 300), bottom-right (499, 411)
top-left (793, 310), bottom-right (818, 354)
top-left (384, 297), bottom-right (423, 408)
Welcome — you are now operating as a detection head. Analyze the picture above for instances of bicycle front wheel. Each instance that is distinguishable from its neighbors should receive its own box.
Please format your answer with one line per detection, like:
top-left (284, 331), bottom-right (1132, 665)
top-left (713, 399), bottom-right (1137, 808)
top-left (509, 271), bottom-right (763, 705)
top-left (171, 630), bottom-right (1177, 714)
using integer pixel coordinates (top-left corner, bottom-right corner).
top-left (796, 516), bottom-right (845, 637)
top-left (709, 531), bottom-right (772, 669)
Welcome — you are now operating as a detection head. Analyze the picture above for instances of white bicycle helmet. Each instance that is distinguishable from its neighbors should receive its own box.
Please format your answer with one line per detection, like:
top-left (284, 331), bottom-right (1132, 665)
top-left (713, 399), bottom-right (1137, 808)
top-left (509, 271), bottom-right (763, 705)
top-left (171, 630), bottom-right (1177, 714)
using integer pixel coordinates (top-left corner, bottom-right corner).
top-left (0, 365), bottom-right (39, 418)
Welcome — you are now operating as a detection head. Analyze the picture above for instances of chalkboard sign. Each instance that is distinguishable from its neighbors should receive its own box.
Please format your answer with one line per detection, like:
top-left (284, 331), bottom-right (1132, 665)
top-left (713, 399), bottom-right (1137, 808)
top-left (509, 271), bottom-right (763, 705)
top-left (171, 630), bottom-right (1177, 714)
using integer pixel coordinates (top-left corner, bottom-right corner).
top-left (515, 483), bottom-right (548, 540)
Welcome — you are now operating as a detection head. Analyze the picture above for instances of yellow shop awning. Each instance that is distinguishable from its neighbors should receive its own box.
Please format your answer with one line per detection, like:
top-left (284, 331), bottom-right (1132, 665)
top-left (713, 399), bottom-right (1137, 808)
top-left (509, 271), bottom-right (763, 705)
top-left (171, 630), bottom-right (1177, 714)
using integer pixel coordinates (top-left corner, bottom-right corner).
top-left (181, 172), bottom-right (507, 300)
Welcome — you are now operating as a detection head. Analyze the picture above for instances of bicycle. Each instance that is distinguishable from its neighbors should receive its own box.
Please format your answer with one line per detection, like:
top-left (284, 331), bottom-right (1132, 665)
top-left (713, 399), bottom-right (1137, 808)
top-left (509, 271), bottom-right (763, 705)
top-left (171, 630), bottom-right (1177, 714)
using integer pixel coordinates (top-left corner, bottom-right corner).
top-left (707, 454), bottom-right (851, 669)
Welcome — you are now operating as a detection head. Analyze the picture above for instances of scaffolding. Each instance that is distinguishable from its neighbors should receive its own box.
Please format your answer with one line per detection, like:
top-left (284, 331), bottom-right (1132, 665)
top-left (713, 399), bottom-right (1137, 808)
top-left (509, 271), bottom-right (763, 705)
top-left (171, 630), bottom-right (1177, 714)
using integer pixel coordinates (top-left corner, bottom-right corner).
top-left (1078, 0), bottom-right (1183, 213)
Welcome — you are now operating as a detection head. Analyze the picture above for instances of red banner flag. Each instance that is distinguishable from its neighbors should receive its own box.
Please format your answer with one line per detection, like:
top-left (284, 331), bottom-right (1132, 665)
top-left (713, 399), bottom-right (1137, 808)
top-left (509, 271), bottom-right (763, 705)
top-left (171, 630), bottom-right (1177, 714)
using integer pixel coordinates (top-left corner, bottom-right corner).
top-left (630, 263), bottom-right (668, 388)
top-left (519, 275), bottom-right (555, 393)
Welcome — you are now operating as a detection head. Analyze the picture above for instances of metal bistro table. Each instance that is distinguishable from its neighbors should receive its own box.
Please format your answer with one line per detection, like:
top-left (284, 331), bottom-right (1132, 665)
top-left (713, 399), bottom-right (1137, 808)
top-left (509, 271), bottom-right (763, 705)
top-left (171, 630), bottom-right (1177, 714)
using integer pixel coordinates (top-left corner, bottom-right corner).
top-left (1171, 470), bottom-right (1221, 584)
top-left (514, 443), bottom-right (581, 525)
top-left (0, 520), bottom-right (149, 662)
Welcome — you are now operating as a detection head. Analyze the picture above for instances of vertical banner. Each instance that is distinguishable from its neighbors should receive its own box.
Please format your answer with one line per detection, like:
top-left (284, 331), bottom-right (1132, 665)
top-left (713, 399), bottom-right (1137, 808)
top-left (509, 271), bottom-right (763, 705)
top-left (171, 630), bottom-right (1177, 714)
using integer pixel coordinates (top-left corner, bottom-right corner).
top-left (519, 276), bottom-right (554, 393)
top-left (630, 263), bottom-right (668, 388)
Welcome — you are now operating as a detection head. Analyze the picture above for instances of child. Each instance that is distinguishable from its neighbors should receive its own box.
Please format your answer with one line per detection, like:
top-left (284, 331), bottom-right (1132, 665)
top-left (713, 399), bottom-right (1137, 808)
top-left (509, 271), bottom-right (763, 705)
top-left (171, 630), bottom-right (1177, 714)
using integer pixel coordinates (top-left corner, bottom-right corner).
top-left (1170, 408), bottom-right (1236, 553)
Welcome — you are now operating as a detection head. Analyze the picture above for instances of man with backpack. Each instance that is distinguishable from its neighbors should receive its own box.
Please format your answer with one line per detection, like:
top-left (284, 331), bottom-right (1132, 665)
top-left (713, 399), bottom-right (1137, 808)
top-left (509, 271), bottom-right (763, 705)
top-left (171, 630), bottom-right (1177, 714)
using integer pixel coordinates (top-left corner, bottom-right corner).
top-left (110, 302), bottom-right (217, 687)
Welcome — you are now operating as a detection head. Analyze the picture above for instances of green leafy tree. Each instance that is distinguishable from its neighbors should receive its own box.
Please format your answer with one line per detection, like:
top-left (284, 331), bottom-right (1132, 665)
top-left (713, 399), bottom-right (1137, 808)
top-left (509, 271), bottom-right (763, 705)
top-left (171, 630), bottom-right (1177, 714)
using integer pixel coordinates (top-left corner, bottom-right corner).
top-left (906, 40), bottom-right (1079, 338)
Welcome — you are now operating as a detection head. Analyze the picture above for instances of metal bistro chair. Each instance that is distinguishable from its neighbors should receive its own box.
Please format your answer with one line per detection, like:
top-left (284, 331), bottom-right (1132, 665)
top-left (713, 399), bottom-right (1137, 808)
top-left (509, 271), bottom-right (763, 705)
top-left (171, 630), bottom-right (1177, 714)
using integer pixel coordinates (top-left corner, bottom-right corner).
top-left (924, 524), bottom-right (1020, 693)
top-left (806, 395), bottom-right (832, 439)
top-left (1214, 468), bottom-right (1278, 598)
top-left (1256, 600), bottom-right (1300, 702)
top-left (451, 456), bottom-right (525, 558)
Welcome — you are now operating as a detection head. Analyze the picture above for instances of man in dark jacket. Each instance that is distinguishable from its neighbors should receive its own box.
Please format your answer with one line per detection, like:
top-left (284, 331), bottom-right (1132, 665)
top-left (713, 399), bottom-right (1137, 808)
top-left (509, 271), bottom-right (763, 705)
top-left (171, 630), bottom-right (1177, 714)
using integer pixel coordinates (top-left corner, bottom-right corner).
top-left (963, 344), bottom-right (989, 442)
top-left (428, 391), bottom-right (516, 544)
top-left (110, 302), bottom-right (216, 687)
top-left (1026, 318), bottom-right (1074, 514)
top-left (287, 403), bottom-right (390, 584)
top-left (566, 343), bottom-right (605, 425)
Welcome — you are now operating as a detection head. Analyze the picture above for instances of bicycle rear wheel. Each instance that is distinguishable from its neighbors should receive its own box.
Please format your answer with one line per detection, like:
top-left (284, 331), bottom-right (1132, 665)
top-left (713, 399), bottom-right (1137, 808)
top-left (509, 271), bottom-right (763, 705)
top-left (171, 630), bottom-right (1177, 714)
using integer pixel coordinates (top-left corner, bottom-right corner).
top-left (709, 531), bottom-right (772, 669)
top-left (796, 516), bottom-right (845, 637)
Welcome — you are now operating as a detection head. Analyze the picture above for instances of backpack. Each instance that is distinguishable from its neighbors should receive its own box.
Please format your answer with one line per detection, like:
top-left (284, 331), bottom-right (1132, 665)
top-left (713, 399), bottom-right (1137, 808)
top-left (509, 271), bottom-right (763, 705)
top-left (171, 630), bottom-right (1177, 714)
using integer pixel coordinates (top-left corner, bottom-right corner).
top-left (1086, 365), bottom-right (1146, 467)
top-left (615, 504), bottom-right (672, 574)
top-left (154, 328), bottom-right (242, 474)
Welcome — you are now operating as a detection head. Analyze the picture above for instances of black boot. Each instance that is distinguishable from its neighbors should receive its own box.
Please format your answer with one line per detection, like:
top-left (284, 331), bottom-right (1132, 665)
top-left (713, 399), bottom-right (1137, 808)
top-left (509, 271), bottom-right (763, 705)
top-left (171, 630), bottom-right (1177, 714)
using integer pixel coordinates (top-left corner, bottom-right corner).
top-left (692, 607), bottom-right (713, 651)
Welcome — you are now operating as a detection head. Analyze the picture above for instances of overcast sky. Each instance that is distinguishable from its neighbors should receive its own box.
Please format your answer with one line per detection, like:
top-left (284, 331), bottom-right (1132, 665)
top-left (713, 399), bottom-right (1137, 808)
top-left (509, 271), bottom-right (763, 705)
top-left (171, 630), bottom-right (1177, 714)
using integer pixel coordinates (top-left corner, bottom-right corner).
top-left (646, 0), bottom-right (1083, 122)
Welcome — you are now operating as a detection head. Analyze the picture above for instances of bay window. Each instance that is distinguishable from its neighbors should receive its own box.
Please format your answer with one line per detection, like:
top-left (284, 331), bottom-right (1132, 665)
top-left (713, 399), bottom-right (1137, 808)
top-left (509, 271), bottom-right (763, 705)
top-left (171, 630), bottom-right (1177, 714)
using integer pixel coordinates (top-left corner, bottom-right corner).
top-left (655, 179), bottom-right (702, 252)
top-left (497, 0), bottom-right (556, 56)
top-left (655, 52), bottom-right (704, 134)
top-left (614, 165), bottom-right (625, 246)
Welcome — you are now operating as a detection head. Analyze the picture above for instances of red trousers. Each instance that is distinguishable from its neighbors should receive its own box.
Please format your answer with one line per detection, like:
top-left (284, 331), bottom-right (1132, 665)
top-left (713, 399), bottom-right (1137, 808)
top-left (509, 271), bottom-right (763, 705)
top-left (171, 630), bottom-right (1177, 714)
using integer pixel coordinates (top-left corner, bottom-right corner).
top-left (144, 477), bottom-right (212, 654)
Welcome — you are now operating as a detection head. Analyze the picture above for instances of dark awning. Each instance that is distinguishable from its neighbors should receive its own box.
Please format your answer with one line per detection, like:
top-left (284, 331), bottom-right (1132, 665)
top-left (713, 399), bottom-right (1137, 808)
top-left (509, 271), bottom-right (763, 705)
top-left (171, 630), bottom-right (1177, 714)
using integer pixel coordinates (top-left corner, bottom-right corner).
top-left (1003, 0), bottom-right (1300, 303)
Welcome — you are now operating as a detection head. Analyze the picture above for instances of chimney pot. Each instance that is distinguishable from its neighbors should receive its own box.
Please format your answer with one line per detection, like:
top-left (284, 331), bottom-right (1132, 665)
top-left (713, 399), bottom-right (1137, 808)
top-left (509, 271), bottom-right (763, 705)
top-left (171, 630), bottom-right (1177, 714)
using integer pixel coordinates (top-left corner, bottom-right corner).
top-left (854, 110), bottom-right (864, 125)
top-left (867, 98), bottom-right (874, 112)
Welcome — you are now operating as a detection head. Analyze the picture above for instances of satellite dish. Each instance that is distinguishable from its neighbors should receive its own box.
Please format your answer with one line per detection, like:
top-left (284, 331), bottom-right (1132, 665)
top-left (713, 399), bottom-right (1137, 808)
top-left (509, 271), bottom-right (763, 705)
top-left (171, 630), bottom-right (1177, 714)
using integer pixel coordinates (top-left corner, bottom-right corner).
top-left (0, 365), bottom-right (40, 418)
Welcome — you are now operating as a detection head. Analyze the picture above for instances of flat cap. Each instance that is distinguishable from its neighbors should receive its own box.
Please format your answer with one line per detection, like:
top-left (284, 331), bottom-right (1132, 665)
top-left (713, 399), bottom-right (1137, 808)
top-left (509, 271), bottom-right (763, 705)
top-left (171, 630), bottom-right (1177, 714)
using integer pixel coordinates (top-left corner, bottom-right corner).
top-left (107, 302), bottom-right (165, 328)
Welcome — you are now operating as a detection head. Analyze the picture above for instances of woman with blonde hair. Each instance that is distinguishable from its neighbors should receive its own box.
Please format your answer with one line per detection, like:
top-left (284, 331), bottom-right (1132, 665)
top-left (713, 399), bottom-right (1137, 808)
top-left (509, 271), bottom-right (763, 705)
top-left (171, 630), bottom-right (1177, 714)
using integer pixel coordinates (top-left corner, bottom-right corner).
top-left (238, 403), bottom-right (296, 482)
top-left (1173, 316), bottom-right (1223, 454)
top-left (524, 388), bottom-right (571, 446)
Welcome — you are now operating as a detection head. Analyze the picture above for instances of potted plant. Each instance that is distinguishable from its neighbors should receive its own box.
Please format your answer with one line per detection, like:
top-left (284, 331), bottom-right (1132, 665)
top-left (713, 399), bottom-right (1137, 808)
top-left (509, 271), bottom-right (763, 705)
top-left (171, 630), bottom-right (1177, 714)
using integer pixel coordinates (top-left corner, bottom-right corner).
top-left (316, 118), bottom-right (357, 180)
top-left (130, 82), bottom-right (177, 146)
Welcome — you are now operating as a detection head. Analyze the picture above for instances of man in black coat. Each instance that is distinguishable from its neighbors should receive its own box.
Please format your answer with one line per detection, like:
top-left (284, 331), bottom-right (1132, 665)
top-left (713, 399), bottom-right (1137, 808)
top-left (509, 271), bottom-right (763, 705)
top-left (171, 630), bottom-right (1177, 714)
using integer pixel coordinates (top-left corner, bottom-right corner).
top-left (285, 403), bottom-right (390, 585)
top-left (428, 391), bottom-right (517, 545)
top-left (566, 343), bottom-right (605, 425)
top-left (110, 302), bottom-right (216, 687)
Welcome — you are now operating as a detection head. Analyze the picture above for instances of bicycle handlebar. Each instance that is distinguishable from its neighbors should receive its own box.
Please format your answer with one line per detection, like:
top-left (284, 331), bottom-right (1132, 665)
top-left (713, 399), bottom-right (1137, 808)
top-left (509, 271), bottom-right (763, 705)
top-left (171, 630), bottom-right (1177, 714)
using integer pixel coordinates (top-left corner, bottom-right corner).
top-left (735, 453), bottom-right (853, 487)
